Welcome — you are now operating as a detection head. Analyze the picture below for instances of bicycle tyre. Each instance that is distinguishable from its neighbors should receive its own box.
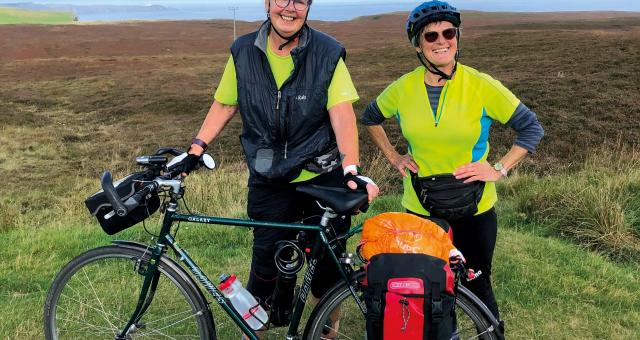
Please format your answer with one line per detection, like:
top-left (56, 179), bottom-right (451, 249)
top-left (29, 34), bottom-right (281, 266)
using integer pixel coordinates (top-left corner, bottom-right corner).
top-left (303, 270), bottom-right (500, 340)
top-left (44, 245), bottom-right (215, 339)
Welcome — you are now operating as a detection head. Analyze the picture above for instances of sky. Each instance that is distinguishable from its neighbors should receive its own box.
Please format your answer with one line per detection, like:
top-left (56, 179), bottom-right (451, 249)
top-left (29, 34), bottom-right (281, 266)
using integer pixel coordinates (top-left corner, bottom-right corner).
top-left (1, 0), bottom-right (639, 12)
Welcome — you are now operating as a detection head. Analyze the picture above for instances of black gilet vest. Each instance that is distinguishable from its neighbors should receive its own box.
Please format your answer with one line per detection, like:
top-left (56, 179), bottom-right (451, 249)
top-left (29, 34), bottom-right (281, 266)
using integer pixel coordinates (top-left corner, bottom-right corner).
top-left (231, 21), bottom-right (346, 186)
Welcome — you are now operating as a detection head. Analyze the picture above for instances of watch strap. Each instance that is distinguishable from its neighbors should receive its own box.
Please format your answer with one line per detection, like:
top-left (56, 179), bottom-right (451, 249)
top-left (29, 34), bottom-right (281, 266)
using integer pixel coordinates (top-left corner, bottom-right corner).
top-left (493, 162), bottom-right (508, 177)
top-left (191, 138), bottom-right (208, 152)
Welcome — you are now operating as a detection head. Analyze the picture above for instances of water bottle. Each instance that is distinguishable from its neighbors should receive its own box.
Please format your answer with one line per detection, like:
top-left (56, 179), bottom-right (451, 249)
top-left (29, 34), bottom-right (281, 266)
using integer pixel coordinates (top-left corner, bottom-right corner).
top-left (219, 274), bottom-right (268, 330)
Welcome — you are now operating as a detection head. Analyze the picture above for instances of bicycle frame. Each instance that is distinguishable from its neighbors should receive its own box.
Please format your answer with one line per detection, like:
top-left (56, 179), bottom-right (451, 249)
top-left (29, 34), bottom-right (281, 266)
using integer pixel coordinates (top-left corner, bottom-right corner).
top-left (117, 198), bottom-right (366, 340)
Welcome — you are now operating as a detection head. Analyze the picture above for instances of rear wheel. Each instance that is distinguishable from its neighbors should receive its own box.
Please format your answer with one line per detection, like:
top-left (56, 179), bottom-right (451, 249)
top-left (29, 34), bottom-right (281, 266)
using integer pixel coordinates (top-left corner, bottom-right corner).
top-left (304, 270), bottom-right (500, 340)
top-left (44, 245), bottom-right (215, 339)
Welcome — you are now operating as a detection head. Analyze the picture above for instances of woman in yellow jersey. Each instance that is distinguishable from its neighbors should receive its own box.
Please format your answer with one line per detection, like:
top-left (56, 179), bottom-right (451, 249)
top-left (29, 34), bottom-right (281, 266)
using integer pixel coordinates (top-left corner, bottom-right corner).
top-left (361, 1), bottom-right (544, 333)
top-left (170, 0), bottom-right (378, 337)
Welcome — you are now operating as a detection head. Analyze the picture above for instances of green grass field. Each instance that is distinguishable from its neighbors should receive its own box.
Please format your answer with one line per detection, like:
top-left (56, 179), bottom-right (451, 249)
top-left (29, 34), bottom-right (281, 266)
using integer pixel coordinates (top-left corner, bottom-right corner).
top-left (0, 7), bottom-right (75, 25)
top-left (1, 168), bottom-right (639, 338)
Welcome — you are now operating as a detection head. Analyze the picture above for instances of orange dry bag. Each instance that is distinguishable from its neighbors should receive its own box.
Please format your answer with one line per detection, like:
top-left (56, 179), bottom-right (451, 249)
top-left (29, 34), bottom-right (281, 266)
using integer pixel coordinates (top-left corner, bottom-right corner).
top-left (359, 212), bottom-right (457, 261)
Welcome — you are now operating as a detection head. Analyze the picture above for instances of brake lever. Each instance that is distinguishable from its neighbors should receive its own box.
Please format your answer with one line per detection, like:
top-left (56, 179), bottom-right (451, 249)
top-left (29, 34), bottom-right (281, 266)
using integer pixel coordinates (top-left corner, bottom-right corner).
top-left (155, 147), bottom-right (184, 156)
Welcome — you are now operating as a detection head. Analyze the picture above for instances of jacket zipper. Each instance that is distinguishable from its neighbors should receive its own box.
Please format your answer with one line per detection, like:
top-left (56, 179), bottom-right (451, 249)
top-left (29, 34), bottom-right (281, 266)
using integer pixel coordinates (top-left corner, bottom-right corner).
top-left (279, 49), bottom-right (302, 160)
top-left (273, 48), bottom-right (301, 161)
top-left (275, 90), bottom-right (289, 159)
top-left (276, 90), bottom-right (282, 110)
top-left (434, 82), bottom-right (450, 127)
top-left (284, 99), bottom-right (291, 159)
top-left (275, 90), bottom-right (282, 156)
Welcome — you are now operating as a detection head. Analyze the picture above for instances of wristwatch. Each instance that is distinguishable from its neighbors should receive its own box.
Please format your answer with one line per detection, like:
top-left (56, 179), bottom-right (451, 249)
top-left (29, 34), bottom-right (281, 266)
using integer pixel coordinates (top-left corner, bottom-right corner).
top-left (190, 138), bottom-right (208, 152)
top-left (493, 162), bottom-right (508, 177)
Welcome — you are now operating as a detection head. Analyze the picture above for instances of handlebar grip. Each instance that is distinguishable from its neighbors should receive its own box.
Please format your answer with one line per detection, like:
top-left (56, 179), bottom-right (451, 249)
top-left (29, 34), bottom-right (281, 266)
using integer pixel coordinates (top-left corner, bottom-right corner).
top-left (123, 182), bottom-right (156, 211)
top-left (101, 171), bottom-right (128, 217)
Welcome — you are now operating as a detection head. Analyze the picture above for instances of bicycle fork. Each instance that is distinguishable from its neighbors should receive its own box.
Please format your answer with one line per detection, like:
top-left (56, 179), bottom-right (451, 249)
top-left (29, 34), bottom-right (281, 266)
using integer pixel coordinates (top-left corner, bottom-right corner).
top-left (116, 243), bottom-right (166, 340)
top-left (116, 202), bottom-right (178, 339)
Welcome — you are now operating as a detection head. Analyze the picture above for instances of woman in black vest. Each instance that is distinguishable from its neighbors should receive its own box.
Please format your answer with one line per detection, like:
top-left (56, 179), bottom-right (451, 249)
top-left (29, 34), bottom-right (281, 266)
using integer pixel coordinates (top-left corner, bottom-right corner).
top-left (174, 0), bottom-right (379, 337)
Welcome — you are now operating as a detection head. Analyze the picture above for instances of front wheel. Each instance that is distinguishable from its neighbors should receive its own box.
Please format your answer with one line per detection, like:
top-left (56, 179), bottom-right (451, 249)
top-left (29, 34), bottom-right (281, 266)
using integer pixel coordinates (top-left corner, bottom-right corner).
top-left (44, 245), bottom-right (215, 339)
top-left (304, 270), bottom-right (501, 340)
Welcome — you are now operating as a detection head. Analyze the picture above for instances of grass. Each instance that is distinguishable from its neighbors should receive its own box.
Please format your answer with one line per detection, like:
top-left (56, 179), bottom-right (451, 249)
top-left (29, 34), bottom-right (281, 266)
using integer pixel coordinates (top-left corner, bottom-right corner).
top-left (0, 7), bottom-right (75, 25)
top-left (498, 143), bottom-right (640, 262)
top-left (1, 173), bottom-right (639, 338)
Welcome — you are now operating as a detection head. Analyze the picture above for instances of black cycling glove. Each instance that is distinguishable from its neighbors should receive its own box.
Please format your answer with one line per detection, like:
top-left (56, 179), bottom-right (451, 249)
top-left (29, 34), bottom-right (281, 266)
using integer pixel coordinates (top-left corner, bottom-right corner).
top-left (169, 153), bottom-right (201, 175)
top-left (343, 172), bottom-right (375, 190)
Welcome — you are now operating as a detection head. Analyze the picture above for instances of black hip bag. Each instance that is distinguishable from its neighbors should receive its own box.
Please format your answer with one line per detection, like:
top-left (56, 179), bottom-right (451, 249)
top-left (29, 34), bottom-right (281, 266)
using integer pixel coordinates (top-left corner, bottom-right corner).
top-left (410, 172), bottom-right (485, 220)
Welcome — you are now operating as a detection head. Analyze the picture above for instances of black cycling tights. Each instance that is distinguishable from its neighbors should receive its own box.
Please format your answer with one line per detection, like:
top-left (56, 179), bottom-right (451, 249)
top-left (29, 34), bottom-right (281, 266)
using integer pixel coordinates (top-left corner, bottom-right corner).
top-left (245, 169), bottom-right (350, 305)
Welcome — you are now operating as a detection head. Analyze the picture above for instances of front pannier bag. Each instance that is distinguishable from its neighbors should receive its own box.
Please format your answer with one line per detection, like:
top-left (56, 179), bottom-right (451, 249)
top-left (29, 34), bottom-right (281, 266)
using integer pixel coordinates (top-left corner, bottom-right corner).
top-left (360, 213), bottom-right (458, 340)
top-left (85, 171), bottom-right (160, 235)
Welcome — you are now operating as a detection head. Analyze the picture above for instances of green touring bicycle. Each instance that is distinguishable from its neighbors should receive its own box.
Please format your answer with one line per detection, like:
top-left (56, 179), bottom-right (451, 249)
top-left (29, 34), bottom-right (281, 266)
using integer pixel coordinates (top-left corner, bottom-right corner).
top-left (43, 148), bottom-right (504, 339)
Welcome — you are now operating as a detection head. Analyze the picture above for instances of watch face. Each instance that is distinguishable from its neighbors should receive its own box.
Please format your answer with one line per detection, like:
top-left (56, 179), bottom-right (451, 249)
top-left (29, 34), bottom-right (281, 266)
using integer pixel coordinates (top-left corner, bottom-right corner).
top-left (493, 162), bottom-right (504, 171)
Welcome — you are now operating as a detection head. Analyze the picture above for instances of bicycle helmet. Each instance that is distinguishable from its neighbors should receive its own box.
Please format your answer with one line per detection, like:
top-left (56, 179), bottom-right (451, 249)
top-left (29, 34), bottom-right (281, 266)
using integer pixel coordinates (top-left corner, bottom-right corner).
top-left (407, 1), bottom-right (461, 47)
top-left (406, 1), bottom-right (461, 81)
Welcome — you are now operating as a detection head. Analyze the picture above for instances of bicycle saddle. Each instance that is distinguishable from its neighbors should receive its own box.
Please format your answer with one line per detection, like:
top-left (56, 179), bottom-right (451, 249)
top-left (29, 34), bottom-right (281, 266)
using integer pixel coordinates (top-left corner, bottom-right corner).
top-left (296, 184), bottom-right (368, 215)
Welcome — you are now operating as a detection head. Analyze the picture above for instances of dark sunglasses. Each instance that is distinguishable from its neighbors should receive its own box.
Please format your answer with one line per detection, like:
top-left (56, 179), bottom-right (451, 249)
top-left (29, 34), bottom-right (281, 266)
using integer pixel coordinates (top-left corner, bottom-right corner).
top-left (423, 28), bottom-right (458, 43)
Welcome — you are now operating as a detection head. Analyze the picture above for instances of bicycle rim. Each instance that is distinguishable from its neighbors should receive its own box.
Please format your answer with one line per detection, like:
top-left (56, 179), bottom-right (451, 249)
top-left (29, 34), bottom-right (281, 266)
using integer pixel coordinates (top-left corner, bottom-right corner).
top-left (44, 246), bottom-right (212, 339)
top-left (304, 271), bottom-right (499, 340)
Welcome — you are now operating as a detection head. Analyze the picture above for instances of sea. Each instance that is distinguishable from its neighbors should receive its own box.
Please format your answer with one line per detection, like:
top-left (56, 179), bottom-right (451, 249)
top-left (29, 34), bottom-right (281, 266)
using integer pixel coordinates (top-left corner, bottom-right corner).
top-left (76, 3), bottom-right (417, 22)
top-left (3, 1), bottom-right (639, 22)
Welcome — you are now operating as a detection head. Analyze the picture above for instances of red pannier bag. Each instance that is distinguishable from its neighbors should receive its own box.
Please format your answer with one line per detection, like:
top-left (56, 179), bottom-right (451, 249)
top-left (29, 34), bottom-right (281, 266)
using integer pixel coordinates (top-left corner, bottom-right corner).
top-left (360, 213), bottom-right (458, 340)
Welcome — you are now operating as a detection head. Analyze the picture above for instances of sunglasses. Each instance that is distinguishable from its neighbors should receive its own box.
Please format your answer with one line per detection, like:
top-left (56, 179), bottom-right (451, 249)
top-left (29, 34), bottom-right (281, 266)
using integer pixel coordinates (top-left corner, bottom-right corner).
top-left (423, 28), bottom-right (458, 43)
top-left (274, 0), bottom-right (309, 12)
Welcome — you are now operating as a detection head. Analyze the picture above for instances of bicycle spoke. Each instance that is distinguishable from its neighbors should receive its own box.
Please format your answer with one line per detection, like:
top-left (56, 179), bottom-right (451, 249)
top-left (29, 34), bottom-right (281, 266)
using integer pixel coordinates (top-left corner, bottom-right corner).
top-left (82, 266), bottom-right (119, 334)
top-left (329, 327), bottom-right (355, 340)
top-left (57, 318), bottom-right (116, 333)
top-left (455, 307), bottom-right (497, 340)
top-left (58, 293), bottom-right (129, 324)
top-left (469, 325), bottom-right (495, 339)
top-left (149, 309), bottom-right (201, 324)
top-left (137, 312), bottom-right (202, 339)
top-left (136, 329), bottom-right (180, 339)
top-left (57, 315), bottom-right (126, 338)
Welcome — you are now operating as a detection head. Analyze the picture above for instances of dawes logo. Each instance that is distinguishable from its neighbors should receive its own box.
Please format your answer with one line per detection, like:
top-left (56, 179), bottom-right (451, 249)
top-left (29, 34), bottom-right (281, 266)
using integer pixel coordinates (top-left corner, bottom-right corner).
top-left (295, 94), bottom-right (307, 101)
top-left (389, 280), bottom-right (422, 290)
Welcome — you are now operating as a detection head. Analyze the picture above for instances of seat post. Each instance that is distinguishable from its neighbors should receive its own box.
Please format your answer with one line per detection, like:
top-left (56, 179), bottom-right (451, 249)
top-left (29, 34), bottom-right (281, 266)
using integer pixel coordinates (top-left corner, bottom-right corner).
top-left (319, 207), bottom-right (338, 228)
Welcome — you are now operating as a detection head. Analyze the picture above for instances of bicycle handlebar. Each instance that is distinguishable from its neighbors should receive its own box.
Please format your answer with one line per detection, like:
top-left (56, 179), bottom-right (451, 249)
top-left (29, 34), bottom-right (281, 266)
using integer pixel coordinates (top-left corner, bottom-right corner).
top-left (102, 171), bottom-right (166, 217)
